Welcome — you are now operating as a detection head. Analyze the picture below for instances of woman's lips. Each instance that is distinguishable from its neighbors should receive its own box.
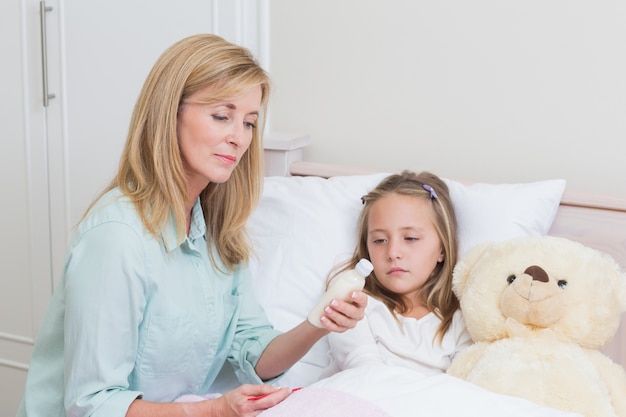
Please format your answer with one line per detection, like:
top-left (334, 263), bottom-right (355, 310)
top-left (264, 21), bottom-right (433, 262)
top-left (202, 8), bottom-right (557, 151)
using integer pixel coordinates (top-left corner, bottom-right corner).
top-left (215, 154), bottom-right (237, 164)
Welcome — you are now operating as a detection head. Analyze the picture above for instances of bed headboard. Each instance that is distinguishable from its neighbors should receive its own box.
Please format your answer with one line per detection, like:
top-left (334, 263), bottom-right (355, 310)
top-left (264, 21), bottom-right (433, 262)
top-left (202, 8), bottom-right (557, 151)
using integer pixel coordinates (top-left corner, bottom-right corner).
top-left (548, 191), bottom-right (626, 269)
top-left (288, 160), bottom-right (626, 270)
top-left (279, 158), bottom-right (626, 368)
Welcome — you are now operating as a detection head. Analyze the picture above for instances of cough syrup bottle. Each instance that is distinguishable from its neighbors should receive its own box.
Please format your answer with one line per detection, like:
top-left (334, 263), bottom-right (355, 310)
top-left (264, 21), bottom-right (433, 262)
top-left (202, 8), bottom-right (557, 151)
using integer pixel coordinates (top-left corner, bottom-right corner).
top-left (307, 258), bottom-right (374, 328)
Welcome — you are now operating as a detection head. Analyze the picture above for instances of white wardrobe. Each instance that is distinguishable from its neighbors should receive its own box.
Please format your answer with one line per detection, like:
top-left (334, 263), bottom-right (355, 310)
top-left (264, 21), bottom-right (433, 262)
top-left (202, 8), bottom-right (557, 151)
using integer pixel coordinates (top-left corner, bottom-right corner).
top-left (0, 1), bottom-right (268, 414)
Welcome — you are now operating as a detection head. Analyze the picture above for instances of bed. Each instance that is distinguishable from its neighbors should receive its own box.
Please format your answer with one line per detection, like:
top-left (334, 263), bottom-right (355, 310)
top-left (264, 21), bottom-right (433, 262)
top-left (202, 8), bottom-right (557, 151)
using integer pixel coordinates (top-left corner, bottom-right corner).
top-left (210, 140), bottom-right (626, 416)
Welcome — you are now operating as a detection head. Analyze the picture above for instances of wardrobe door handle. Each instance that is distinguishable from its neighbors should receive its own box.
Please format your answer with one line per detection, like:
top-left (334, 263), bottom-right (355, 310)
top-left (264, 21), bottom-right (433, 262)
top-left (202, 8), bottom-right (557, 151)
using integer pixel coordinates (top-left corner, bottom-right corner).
top-left (39, 1), bottom-right (56, 107)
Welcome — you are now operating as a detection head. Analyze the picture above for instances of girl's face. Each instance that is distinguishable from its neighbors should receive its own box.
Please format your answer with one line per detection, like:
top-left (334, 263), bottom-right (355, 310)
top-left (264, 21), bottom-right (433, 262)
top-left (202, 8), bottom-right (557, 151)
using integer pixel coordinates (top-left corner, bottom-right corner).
top-left (366, 193), bottom-right (444, 306)
top-left (177, 85), bottom-right (262, 200)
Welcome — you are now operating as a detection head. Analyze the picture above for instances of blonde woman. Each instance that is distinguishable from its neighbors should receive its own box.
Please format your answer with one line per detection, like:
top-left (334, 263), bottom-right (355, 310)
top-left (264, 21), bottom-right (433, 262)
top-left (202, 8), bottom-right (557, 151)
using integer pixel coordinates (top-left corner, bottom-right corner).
top-left (17, 34), bottom-right (366, 417)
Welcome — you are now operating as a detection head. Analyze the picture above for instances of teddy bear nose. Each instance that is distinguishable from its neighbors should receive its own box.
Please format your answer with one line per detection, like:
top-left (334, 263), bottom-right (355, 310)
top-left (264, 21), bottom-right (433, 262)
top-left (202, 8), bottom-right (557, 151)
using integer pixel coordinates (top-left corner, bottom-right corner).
top-left (524, 265), bottom-right (549, 282)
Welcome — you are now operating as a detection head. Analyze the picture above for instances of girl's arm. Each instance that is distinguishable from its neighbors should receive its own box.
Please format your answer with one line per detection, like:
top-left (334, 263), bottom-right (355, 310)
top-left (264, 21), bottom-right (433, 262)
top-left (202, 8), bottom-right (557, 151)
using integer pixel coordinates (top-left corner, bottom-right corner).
top-left (452, 309), bottom-right (473, 358)
top-left (254, 291), bottom-right (367, 380)
top-left (327, 296), bottom-right (382, 370)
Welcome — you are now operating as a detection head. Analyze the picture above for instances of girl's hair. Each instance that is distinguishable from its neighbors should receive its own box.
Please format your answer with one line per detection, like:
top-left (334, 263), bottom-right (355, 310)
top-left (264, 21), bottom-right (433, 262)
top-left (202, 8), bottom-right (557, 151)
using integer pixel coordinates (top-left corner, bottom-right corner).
top-left (338, 170), bottom-right (459, 343)
top-left (88, 34), bottom-right (270, 271)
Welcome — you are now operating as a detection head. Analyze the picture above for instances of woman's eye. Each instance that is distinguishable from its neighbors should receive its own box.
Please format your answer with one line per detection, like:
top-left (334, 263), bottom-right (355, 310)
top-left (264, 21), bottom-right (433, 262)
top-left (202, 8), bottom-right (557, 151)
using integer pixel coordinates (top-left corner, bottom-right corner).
top-left (405, 237), bottom-right (419, 242)
top-left (245, 121), bottom-right (257, 129)
top-left (212, 114), bottom-right (228, 121)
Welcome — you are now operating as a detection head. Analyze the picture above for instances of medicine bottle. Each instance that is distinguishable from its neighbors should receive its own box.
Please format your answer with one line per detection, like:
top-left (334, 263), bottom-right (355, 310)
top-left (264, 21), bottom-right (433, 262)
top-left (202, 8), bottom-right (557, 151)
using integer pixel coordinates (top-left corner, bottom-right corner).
top-left (307, 258), bottom-right (373, 328)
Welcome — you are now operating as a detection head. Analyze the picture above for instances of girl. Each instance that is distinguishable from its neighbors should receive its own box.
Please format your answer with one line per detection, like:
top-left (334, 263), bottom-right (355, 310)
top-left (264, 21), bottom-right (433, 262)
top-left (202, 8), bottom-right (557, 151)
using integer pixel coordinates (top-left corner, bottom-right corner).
top-left (328, 170), bottom-right (472, 375)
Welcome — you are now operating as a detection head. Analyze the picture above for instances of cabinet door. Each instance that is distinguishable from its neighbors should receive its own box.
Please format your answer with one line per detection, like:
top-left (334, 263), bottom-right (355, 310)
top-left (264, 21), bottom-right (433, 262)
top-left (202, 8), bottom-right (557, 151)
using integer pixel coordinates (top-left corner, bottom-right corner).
top-left (0, 0), bottom-right (59, 413)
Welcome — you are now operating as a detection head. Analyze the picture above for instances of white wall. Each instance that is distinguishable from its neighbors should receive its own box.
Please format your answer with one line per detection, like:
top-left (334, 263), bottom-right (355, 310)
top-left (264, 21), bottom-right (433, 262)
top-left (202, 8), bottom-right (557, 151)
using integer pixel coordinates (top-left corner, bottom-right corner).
top-left (268, 1), bottom-right (625, 197)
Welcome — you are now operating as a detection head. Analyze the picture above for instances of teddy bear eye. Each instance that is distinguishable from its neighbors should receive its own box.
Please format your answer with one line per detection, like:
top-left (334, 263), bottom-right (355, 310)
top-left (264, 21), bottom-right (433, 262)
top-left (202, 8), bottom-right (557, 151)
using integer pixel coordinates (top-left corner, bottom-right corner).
top-left (507, 275), bottom-right (516, 284)
top-left (557, 280), bottom-right (568, 289)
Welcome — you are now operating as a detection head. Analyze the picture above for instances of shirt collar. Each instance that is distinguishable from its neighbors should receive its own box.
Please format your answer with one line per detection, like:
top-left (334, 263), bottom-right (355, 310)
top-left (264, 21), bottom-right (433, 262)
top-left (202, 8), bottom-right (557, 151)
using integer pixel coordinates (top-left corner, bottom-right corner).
top-left (162, 198), bottom-right (206, 252)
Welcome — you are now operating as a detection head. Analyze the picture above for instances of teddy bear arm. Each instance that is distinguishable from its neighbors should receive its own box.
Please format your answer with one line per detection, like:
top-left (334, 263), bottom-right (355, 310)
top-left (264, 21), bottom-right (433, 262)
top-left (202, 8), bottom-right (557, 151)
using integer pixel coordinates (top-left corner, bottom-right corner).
top-left (447, 343), bottom-right (487, 379)
top-left (587, 350), bottom-right (626, 416)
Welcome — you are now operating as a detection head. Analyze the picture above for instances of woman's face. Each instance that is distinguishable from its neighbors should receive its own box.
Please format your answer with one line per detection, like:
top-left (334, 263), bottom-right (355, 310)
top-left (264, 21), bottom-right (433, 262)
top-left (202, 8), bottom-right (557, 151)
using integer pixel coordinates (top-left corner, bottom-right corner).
top-left (366, 193), bottom-right (444, 305)
top-left (177, 85), bottom-right (262, 199)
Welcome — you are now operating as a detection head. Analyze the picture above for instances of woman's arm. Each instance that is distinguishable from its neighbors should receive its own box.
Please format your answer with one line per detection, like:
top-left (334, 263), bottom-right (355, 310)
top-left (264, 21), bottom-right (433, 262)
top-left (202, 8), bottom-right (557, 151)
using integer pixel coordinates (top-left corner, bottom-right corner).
top-left (254, 291), bottom-right (367, 380)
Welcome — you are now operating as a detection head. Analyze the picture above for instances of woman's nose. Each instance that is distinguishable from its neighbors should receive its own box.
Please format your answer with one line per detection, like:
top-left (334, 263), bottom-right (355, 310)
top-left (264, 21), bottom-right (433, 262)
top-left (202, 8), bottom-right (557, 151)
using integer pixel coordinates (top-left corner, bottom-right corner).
top-left (227, 121), bottom-right (245, 148)
top-left (227, 132), bottom-right (241, 148)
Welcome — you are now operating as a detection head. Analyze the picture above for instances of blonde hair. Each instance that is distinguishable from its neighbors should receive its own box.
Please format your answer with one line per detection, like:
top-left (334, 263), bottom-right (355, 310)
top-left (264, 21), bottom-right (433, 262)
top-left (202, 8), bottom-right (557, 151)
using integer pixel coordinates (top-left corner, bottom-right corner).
top-left (90, 34), bottom-right (270, 271)
top-left (335, 171), bottom-right (459, 344)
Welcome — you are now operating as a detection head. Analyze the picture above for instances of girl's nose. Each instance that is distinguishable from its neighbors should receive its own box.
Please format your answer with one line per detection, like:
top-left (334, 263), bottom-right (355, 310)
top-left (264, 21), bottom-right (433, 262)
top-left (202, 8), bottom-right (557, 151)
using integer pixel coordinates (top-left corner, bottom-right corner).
top-left (386, 240), bottom-right (401, 260)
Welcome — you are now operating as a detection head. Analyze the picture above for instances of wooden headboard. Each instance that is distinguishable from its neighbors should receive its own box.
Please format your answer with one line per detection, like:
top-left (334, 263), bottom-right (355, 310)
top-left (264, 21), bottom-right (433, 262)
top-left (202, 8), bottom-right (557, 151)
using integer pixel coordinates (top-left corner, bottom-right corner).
top-left (284, 159), bottom-right (626, 367)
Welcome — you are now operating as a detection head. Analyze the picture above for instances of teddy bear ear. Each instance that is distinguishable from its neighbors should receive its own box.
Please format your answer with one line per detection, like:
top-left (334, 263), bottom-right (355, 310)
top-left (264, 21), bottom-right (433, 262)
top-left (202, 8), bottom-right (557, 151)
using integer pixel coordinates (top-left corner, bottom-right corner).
top-left (452, 241), bottom-right (493, 298)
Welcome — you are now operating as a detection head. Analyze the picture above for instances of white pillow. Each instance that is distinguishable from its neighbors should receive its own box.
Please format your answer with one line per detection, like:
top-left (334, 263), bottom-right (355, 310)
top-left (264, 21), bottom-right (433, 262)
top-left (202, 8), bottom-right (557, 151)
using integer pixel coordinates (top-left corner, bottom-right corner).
top-left (443, 178), bottom-right (566, 257)
top-left (244, 173), bottom-right (565, 388)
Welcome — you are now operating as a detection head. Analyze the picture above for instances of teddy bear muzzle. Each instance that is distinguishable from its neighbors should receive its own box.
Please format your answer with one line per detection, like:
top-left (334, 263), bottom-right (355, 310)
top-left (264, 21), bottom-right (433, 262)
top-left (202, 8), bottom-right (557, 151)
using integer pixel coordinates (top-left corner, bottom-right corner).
top-left (500, 264), bottom-right (566, 327)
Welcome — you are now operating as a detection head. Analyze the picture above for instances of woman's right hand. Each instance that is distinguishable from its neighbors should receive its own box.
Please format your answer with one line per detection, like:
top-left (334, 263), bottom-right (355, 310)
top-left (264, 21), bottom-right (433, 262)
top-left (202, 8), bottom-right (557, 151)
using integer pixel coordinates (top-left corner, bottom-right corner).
top-left (208, 384), bottom-right (291, 416)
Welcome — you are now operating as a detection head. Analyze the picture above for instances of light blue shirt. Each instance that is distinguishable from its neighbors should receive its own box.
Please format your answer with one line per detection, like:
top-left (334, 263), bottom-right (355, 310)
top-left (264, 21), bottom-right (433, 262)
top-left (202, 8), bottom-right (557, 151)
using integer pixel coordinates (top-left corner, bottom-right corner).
top-left (17, 188), bottom-right (281, 417)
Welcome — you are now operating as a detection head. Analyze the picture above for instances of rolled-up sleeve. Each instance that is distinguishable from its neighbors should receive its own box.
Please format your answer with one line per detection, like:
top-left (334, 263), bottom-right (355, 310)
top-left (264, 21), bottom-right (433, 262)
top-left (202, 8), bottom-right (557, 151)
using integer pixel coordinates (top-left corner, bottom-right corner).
top-left (228, 266), bottom-right (282, 383)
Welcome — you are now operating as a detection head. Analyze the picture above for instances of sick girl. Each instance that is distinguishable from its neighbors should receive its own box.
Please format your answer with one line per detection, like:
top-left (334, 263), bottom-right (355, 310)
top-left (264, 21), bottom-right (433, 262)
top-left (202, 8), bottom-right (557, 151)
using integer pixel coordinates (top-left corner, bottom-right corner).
top-left (328, 170), bottom-right (472, 374)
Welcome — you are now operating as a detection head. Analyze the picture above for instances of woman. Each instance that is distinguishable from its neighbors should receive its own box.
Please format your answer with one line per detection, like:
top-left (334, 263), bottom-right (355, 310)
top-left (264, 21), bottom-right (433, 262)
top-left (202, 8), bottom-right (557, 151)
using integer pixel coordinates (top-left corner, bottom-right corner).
top-left (17, 34), bottom-right (366, 417)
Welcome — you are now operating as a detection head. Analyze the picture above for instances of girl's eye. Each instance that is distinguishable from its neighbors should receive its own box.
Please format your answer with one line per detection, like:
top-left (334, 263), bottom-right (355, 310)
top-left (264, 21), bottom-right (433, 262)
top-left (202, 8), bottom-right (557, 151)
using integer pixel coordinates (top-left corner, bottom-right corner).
top-left (212, 114), bottom-right (228, 121)
top-left (245, 121), bottom-right (257, 129)
top-left (405, 237), bottom-right (419, 242)
top-left (372, 238), bottom-right (386, 245)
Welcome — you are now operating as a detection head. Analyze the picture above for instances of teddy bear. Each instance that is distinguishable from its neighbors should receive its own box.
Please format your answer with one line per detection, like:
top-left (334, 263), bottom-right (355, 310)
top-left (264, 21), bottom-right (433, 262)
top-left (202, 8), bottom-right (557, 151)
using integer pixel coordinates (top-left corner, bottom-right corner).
top-left (447, 235), bottom-right (626, 417)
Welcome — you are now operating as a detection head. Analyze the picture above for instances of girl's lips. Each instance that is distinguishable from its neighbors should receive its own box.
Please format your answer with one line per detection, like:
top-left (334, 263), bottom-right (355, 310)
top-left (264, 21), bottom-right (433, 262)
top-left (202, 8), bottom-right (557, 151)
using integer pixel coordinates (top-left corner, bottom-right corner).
top-left (388, 267), bottom-right (406, 275)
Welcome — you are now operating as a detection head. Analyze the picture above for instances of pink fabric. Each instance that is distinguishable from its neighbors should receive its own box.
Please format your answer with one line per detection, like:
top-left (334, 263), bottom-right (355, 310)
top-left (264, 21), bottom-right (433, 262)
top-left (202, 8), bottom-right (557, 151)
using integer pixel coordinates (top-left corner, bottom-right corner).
top-left (259, 387), bottom-right (391, 417)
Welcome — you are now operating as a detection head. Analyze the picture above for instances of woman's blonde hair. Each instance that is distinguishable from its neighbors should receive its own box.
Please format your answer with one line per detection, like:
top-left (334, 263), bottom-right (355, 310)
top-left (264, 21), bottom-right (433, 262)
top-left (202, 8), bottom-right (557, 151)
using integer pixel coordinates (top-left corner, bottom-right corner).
top-left (335, 171), bottom-right (459, 343)
top-left (92, 34), bottom-right (270, 271)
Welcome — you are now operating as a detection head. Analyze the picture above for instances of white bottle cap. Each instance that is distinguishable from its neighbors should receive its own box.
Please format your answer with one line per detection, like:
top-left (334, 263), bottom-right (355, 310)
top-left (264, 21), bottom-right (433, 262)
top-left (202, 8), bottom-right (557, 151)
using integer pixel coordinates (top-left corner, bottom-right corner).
top-left (355, 258), bottom-right (374, 276)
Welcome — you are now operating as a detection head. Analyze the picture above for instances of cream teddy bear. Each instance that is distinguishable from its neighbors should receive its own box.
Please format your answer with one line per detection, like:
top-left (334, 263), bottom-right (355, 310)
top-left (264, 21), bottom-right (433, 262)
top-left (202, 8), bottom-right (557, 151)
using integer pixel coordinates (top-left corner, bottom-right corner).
top-left (447, 236), bottom-right (626, 417)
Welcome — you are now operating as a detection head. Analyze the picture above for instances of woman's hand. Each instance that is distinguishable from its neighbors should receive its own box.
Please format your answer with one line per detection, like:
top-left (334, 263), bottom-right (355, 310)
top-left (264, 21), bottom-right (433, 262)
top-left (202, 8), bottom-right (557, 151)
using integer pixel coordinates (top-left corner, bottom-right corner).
top-left (126, 385), bottom-right (291, 417)
top-left (253, 290), bottom-right (368, 381)
top-left (209, 384), bottom-right (291, 416)
top-left (318, 290), bottom-right (368, 333)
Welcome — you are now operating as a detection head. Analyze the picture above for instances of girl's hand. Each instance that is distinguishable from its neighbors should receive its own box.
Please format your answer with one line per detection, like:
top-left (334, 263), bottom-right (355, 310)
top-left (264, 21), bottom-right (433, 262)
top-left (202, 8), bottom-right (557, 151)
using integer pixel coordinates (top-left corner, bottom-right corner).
top-left (211, 384), bottom-right (291, 416)
top-left (318, 290), bottom-right (368, 333)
